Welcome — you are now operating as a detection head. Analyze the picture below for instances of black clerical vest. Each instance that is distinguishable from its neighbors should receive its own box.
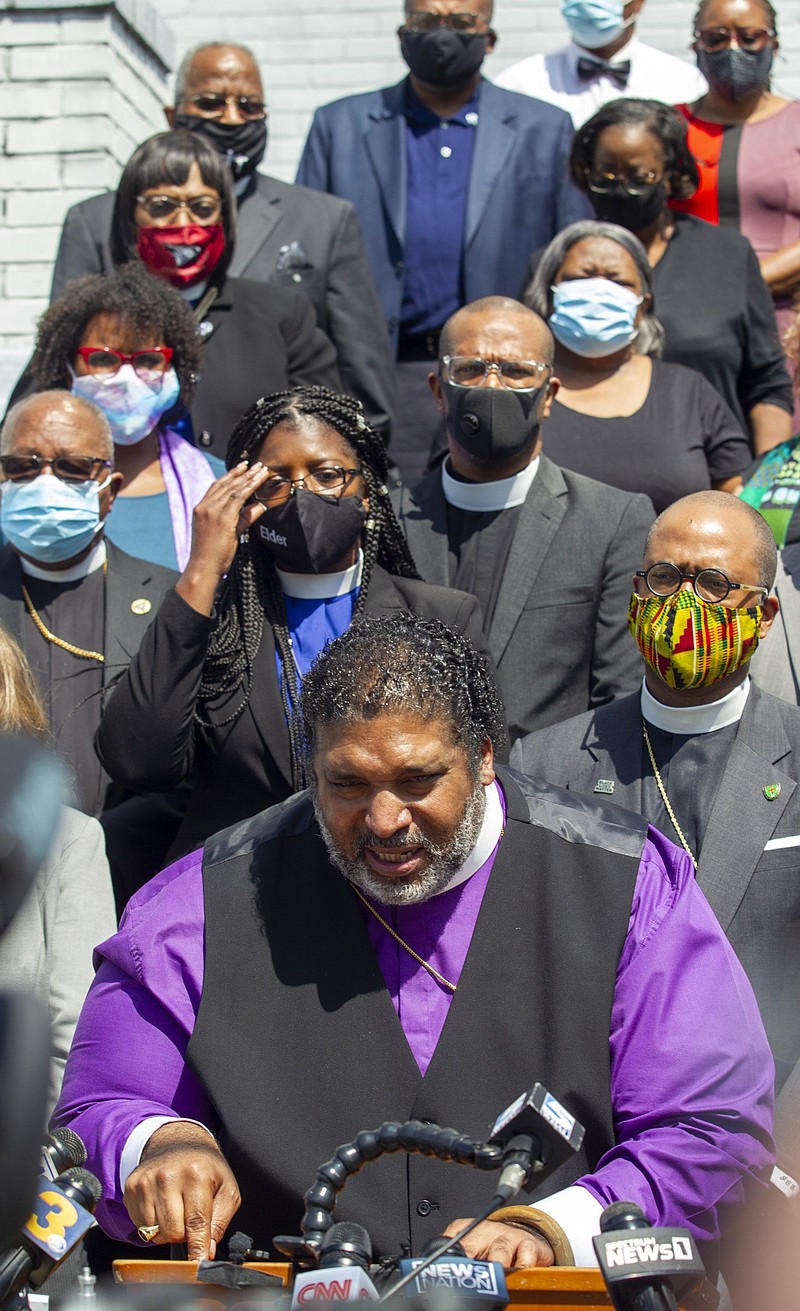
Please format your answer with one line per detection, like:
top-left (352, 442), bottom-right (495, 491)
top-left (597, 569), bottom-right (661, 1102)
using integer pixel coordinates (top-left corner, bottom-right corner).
top-left (187, 768), bottom-right (643, 1257)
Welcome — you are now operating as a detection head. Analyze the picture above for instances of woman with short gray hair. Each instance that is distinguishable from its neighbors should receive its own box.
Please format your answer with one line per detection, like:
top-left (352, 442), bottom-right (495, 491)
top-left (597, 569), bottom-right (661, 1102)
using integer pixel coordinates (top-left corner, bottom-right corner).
top-left (523, 220), bottom-right (750, 512)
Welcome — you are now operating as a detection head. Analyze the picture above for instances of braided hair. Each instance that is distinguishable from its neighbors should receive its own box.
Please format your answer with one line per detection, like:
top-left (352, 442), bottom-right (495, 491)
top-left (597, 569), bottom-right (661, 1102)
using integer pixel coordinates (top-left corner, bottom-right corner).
top-left (197, 386), bottom-right (421, 788)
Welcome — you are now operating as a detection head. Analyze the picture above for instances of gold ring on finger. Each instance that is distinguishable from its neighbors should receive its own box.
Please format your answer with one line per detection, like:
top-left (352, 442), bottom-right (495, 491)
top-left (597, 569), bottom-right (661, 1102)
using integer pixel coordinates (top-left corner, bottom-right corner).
top-left (137, 1224), bottom-right (160, 1242)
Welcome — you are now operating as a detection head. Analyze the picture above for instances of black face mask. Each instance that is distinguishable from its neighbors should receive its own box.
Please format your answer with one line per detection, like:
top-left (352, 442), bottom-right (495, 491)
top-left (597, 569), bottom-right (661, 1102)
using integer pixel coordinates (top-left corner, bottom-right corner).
top-left (399, 28), bottom-right (488, 88)
top-left (590, 179), bottom-right (667, 232)
top-left (254, 488), bottom-right (367, 574)
top-left (696, 46), bottom-right (773, 101)
top-left (442, 382), bottom-right (548, 463)
top-left (172, 114), bottom-right (268, 181)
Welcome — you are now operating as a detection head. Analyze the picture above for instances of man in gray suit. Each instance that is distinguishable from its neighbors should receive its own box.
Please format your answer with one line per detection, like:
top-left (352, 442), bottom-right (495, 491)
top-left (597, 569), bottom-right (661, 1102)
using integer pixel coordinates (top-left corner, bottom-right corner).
top-left (513, 491), bottom-right (800, 1097)
top-left (392, 296), bottom-right (654, 741)
top-left (49, 43), bottom-right (394, 442)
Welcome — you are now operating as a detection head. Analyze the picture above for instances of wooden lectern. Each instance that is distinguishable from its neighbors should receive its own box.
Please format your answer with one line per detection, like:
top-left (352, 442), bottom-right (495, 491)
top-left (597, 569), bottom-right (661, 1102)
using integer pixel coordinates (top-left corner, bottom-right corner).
top-left (112, 1260), bottom-right (703, 1309)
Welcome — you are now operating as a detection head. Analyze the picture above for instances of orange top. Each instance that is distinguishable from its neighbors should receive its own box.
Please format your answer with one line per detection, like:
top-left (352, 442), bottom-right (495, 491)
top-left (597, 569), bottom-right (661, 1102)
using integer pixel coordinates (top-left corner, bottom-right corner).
top-left (669, 105), bottom-right (725, 224)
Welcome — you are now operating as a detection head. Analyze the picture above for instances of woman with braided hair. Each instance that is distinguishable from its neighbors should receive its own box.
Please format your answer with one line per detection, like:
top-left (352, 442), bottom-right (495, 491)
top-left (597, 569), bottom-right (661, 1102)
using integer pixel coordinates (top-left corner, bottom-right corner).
top-left (96, 385), bottom-right (490, 859)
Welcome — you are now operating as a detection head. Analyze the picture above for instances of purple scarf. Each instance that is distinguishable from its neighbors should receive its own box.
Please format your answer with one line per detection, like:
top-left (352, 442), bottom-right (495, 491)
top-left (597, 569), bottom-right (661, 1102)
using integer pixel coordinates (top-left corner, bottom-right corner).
top-left (158, 427), bottom-right (217, 570)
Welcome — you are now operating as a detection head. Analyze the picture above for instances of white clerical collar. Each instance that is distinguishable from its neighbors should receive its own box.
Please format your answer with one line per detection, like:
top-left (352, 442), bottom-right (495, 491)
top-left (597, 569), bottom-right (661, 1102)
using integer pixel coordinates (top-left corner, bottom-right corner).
top-left (567, 33), bottom-right (639, 67)
top-left (441, 456), bottom-right (540, 512)
top-left (640, 675), bottom-right (751, 736)
top-left (276, 550), bottom-right (363, 599)
top-left (437, 778), bottom-right (505, 894)
top-left (19, 538), bottom-right (107, 582)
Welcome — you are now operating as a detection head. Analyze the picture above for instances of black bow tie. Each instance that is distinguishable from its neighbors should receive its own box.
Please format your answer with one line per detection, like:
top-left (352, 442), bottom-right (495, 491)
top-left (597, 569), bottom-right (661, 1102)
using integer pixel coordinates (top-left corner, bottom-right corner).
top-left (577, 56), bottom-right (631, 88)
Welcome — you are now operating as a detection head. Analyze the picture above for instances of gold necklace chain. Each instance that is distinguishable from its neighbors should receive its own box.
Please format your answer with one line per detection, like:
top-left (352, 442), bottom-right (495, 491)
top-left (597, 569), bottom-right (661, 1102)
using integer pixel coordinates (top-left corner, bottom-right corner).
top-left (642, 721), bottom-right (698, 870)
top-left (21, 560), bottom-right (107, 664)
top-left (351, 885), bottom-right (458, 992)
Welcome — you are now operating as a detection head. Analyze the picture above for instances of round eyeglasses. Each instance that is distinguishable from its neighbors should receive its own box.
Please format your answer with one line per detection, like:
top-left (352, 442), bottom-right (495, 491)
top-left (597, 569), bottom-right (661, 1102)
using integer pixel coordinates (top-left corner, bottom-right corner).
top-left (136, 194), bottom-right (222, 224)
top-left (584, 167), bottom-right (663, 196)
top-left (441, 356), bottom-right (552, 391)
top-left (636, 562), bottom-right (769, 604)
top-left (0, 455), bottom-right (112, 485)
top-left (184, 93), bottom-right (267, 120)
top-left (75, 347), bottom-right (174, 381)
top-left (253, 466), bottom-right (361, 507)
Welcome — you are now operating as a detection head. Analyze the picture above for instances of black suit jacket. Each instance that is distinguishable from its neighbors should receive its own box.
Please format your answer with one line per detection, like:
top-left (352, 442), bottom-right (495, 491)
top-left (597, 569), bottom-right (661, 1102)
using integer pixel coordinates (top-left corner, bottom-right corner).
top-left (0, 541), bottom-right (181, 904)
top-left (189, 274), bottom-right (339, 456)
top-left (512, 681), bottom-right (800, 1092)
top-left (96, 567), bottom-right (489, 856)
top-left (49, 175), bottom-right (394, 439)
top-left (392, 457), bottom-right (655, 740)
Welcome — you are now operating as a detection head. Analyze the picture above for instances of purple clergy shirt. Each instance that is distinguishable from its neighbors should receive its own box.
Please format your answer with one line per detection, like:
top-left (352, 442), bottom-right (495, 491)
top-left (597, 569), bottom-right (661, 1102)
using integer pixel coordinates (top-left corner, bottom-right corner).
top-left (55, 792), bottom-right (775, 1246)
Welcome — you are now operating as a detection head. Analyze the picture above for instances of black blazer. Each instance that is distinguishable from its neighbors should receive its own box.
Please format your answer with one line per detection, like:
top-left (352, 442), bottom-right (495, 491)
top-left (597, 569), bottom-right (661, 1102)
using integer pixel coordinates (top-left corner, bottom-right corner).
top-left (189, 274), bottom-right (339, 456)
top-left (49, 176), bottom-right (394, 440)
top-left (0, 541), bottom-right (181, 904)
top-left (512, 681), bottom-right (800, 1094)
top-left (96, 567), bottom-right (489, 856)
top-left (392, 457), bottom-right (655, 741)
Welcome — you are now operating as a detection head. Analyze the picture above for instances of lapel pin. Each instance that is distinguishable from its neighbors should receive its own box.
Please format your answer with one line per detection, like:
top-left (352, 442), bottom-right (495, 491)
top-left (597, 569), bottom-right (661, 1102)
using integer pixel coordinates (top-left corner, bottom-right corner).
top-left (764, 783), bottom-right (781, 801)
top-left (594, 779), bottom-right (615, 795)
top-left (131, 598), bottom-right (152, 615)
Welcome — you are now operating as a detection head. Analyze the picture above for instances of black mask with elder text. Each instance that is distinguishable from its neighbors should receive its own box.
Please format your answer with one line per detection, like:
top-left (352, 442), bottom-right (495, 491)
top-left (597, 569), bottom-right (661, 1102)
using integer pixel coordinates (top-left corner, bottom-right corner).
top-left (442, 381), bottom-right (548, 462)
top-left (254, 488), bottom-right (367, 574)
top-left (399, 28), bottom-right (488, 87)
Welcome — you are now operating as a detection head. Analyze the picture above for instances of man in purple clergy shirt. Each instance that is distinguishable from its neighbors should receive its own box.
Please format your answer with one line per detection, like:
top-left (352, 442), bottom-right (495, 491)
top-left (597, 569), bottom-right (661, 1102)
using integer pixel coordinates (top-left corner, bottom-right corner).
top-left (55, 613), bottom-right (774, 1270)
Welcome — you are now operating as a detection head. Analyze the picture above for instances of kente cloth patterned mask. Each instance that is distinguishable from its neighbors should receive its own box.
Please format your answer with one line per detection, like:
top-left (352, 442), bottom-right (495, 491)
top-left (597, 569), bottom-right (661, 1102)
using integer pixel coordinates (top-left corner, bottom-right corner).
top-left (627, 588), bottom-right (762, 690)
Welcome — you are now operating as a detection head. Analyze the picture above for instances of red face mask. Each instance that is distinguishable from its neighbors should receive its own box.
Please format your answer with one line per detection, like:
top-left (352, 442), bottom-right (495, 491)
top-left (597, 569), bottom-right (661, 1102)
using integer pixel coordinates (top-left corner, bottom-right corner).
top-left (136, 224), bottom-right (225, 287)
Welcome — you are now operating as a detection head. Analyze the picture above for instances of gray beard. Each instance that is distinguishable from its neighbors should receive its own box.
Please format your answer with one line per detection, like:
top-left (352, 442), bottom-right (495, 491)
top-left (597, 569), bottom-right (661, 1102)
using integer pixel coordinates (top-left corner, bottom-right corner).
top-left (314, 781), bottom-right (488, 906)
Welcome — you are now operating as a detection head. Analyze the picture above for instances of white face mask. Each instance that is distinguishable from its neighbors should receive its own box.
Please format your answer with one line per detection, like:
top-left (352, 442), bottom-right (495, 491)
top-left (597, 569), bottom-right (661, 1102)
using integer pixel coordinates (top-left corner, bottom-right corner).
top-left (1, 472), bottom-right (112, 564)
top-left (561, 0), bottom-right (635, 49)
top-left (70, 365), bottom-right (181, 446)
top-left (549, 278), bottom-right (643, 358)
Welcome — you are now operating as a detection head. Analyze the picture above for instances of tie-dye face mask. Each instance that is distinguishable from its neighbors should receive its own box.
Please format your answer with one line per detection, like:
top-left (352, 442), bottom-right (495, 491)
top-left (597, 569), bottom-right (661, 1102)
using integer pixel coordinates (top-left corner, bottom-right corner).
top-left (627, 589), bottom-right (762, 690)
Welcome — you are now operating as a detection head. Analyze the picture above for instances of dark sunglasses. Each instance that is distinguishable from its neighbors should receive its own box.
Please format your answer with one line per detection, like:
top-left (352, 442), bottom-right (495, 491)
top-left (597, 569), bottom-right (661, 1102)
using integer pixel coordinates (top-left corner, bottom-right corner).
top-left (0, 455), bottom-right (113, 484)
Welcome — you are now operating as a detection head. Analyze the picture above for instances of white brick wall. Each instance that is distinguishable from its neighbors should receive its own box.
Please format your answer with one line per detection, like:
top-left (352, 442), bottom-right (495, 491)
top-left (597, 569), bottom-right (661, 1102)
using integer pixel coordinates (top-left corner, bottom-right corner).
top-left (0, 0), bottom-right (173, 408)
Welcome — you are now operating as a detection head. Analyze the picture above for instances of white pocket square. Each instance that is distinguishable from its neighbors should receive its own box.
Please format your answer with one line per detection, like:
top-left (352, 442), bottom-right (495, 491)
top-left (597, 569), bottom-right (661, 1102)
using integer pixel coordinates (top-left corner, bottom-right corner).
top-left (763, 835), bottom-right (800, 850)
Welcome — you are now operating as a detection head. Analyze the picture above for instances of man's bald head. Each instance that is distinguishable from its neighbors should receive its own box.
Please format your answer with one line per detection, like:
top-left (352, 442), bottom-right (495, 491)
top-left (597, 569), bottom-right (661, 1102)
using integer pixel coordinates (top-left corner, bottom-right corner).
top-left (1, 391), bottom-right (113, 462)
top-left (440, 297), bottom-right (555, 367)
top-left (645, 491), bottom-right (777, 593)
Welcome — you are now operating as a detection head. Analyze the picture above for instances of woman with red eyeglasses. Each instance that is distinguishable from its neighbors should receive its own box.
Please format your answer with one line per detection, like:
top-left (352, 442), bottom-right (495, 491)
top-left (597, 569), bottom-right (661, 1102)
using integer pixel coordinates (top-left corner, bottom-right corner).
top-left (672, 0), bottom-right (800, 408)
top-left (25, 262), bottom-right (221, 571)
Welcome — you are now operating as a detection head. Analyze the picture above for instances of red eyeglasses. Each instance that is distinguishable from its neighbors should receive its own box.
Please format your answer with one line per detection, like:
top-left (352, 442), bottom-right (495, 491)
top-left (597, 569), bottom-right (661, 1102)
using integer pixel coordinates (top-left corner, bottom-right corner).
top-left (75, 346), bottom-right (174, 381)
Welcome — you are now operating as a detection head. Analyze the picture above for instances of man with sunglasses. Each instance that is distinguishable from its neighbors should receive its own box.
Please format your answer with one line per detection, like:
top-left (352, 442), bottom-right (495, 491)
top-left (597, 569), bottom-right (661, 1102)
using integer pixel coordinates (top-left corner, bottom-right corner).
top-left (392, 296), bottom-right (654, 741)
top-left (49, 42), bottom-right (394, 445)
top-left (0, 390), bottom-right (180, 907)
top-left (513, 490), bottom-right (800, 1114)
top-left (296, 0), bottom-right (589, 485)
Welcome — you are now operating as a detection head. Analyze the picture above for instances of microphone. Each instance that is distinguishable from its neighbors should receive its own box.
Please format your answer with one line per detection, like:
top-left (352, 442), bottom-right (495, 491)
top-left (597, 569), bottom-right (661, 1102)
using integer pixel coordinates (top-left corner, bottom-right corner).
top-left (290, 1223), bottom-right (380, 1306)
top-left (40, 1128), bottom-right (87, 1181)
top-left (487, 1085), bottom-right (585, 1204)
top-left (592, 1202), bottom-right (707, 1311)
top-left (396, 1239), bottom-right (507, 1311)
top-left (0, 1166), bottom-right (102, 1303)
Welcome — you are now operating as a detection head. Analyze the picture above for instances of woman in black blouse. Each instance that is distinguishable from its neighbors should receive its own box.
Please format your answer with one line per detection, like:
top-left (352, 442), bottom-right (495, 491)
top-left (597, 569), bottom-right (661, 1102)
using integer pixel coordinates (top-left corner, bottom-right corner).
top-left (531, 98), bottom-right (793, 456)
top-left (525, 220), bottom-right (751, 512)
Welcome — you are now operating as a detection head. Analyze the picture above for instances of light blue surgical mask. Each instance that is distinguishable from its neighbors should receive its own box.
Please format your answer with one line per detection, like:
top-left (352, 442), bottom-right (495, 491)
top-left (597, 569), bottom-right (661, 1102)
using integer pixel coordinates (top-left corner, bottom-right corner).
top-left (549, 277), bottom-right (642, 358)
top-left (1, 472), bottom-right (111, 564)
top-left (561, 0), bottom-right (634, 49)
top-left (70, 364), bottom-right (181, 446)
